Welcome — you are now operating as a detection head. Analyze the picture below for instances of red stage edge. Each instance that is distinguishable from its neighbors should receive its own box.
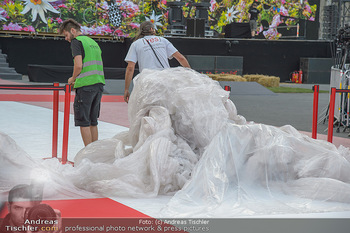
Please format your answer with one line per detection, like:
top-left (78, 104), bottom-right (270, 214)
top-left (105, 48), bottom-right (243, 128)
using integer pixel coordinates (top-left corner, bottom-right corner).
top-left (312, 85), bottom-right (319, 139)
top-left (62, 84), bottom-right (71, 165)
top-left (328, 88), bottom-right (336, 143)
top-left (52, 82), bottom-right (59, 158)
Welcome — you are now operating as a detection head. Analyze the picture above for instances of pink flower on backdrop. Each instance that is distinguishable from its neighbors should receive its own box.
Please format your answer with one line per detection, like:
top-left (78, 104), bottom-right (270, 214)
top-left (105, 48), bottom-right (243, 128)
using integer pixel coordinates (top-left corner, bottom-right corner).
top-left (281, 0), bottom-right (286, 4)
top-left (129, 22), bottom-right (139, 29)
top-left (263, 28), bottom-right (279, 39)
top-left (3, 22), bottom-right (22, 31)
top-left (270, 14), bottom-right (281, 29)
top-left (209, 0), bottom-right (216, 12)
top-left (279, 6), bottom-right (289, 16)
top-left (305, 4), bottom-right (311, 13)
top-left (58, 4), bottom-right (67, 9)
top-left (0, 8), bottom-right (8, 18)
top-left (115, 29), bottom-right (125, 37)
top-left (81, 26), bottom-right (96, 35)
top-left (23, 26), bottom-right (35, 32)
top-left (89, 29), bottom-right (97, 35)
top-left (95, 28), bottom-right (102, 35)
top-left (56, 18), bottom-right (63, 24)
top-left (81, 25), bottom-right (114, 35)
top-left (161, 0), bottom-right (167, 5)
top-left (119, 1), bottom-right (140, 14)
top-left (99, 1), bottom-right (109, 10)
top-left (238, 1), bottom-right (246, 10)
top-left (101, 25), bottom-right (112, 33)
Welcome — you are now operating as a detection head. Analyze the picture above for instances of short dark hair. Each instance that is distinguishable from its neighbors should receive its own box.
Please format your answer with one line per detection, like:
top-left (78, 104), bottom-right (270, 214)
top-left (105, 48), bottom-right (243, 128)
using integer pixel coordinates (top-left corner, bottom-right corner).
top-left (59, 18), bottom-right (81, 35)
top-left (8, 184), bottom-right (32, 203)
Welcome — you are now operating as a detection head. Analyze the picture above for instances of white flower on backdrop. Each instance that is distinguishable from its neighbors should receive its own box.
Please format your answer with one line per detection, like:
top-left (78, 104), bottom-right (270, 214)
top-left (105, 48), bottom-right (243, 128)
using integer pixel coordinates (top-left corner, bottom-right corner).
top-left (0, 8), bottom-right (7, 21)
top-left (21, 0), bottom-right (60, 24)
top-left (145, 10), bottom-right (162, 30)
top-left (226, 6), bottom-right (239, 23)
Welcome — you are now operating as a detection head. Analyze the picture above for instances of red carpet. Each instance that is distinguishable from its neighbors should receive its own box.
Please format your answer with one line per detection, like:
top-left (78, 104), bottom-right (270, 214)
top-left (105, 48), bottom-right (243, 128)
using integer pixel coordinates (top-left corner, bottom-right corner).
top-left (0, 79), bottom-right (124, 102)
top-left (0, 198), bottom-right (189, 232)
top-left (0, 198), bottom-right (149, 218)
top-left (0, 94), bottom-right (124, 102)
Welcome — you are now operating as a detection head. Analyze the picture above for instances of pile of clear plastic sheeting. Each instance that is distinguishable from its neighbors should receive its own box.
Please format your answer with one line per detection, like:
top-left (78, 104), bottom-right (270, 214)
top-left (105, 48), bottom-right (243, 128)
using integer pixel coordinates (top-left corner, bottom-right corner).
top-left (1, 67), bottom-right (350, 217)
top-left (161, 123), bottom-right (350, 217)
top-left (0, 132), bottom-right (99, 201)
top-left (71, 68), bottom-right (242, 197)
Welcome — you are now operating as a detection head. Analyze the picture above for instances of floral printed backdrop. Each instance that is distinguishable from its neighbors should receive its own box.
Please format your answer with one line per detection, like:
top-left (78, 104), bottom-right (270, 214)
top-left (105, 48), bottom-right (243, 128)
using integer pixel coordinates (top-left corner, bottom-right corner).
top-left (0, 0), bottom-right (317, 40)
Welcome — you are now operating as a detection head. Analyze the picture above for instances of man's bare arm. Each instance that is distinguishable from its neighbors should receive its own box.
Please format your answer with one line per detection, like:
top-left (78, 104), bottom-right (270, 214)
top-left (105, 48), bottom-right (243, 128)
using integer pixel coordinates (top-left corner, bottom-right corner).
top-left (68, 55), bottom-right (83, 85)
top-left (172, 51), bottom-right (191, 68)
top-left (124, 61), bottom-right (136, 103)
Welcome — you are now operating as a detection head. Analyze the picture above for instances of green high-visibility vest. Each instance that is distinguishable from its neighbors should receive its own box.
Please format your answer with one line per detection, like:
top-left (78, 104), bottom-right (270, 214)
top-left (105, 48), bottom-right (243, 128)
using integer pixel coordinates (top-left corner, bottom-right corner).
top-left (74, 36), bottom-right (105, 88)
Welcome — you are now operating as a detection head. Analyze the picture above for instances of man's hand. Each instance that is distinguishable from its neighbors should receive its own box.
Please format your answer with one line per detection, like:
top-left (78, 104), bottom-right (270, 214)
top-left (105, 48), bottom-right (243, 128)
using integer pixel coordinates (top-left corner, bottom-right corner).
top-left (124, 90), bottom-right (130, 103)
top-left (68, 77), bottom-right (75, 85)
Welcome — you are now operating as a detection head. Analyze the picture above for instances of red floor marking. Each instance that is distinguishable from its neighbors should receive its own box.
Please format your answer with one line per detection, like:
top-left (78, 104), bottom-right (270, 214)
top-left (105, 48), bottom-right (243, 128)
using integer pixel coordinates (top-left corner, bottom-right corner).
top-left (0, 94), bottom-right (124, 102)
top-left (0, 197), bottom-right (186, 232)
top-left (102, 95), bottom-right (124, 102)
top-left (0, 198), bottom-right (149, 218)
top-left (17, 100), bottom-right (130, 127)
top-left (301, 130), bottom-right (350, 149)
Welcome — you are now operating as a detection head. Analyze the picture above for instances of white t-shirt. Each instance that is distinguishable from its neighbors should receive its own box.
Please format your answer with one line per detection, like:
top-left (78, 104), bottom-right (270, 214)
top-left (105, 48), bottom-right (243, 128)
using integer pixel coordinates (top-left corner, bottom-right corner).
top-left (124, 35), bottom-right (178, 72)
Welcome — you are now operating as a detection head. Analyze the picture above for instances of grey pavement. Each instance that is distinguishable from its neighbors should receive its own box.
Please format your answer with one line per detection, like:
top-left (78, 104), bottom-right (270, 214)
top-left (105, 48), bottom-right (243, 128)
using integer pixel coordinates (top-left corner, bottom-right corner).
top-left (231, 83), bottom-right (350, 139)
top-left (231, 92), bottom-right (331, 134)
top-left (279, 82), bottom-right (331, 91)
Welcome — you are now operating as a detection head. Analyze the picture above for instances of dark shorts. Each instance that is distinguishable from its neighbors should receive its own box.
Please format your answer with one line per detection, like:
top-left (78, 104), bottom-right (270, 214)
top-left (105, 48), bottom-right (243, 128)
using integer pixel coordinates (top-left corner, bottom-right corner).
top-left (74, 83), bottom-right (104, 127)
top-left (250, 20), bottom-right (257, 31)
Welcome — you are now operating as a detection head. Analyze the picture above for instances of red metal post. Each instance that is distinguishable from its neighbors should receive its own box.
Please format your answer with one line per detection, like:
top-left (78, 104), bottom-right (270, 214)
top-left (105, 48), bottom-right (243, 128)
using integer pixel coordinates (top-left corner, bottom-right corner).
top-left (311, 85), bottom-right (319, 139)
top-left (327, 88), bottom-right (337, 143)
top-left (52, 82), bottom-right (59, 158)
top-left (62, 84), bottom-right (71, 164)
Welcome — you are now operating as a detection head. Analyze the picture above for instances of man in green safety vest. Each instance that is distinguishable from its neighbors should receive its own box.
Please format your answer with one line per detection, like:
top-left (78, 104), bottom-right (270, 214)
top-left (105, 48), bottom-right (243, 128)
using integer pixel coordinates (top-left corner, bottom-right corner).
top-left (59, 19), bottom-right (105, 147)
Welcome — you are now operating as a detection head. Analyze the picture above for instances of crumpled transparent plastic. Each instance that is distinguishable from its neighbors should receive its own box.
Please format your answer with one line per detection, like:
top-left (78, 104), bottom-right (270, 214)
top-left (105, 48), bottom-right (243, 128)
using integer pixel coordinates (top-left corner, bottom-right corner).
top-left (69, 68), bottom-right (230, 197)
top-left (1, 67), bottom-right (350, 217)
top-left (161, 123), bottom-right (350, 217)
top-left (0, 132), bottom-right (98, 201)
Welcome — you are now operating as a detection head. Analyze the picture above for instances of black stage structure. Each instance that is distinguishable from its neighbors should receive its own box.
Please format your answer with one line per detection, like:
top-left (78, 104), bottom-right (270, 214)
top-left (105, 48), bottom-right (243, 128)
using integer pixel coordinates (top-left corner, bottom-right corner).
top-left (0, 36), bottom-right (333, 83)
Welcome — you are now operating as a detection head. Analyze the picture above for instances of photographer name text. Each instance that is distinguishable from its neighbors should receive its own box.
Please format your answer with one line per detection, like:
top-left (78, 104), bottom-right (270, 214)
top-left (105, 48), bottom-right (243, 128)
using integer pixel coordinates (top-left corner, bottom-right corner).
top-left (64, 219), bottom-right (210, 232)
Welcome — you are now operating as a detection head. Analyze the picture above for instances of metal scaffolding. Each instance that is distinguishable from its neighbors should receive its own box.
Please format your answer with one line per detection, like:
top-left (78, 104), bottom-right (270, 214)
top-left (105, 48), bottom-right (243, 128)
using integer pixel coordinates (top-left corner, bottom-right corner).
top-left (322, 0), bottom-right (350, 40)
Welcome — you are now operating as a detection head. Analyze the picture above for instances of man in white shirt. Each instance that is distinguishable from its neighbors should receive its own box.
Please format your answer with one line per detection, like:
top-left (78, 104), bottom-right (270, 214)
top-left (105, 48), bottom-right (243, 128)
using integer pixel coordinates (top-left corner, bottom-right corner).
top-left (124, 21), bottom-right (190, 103)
